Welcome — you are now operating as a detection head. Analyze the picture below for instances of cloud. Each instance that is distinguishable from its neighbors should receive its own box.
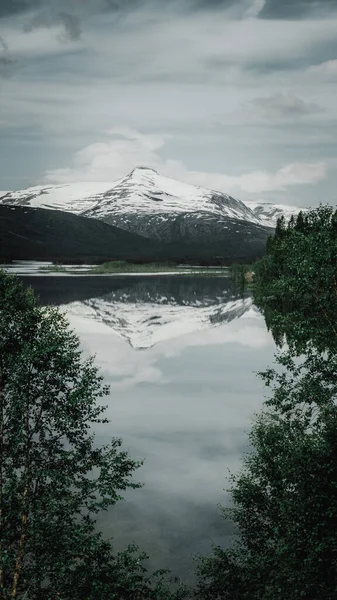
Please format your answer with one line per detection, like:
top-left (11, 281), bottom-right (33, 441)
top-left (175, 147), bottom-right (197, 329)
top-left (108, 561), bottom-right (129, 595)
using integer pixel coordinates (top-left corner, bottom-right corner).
top-left (1, 0), bottom-right (337, 206)
top-left (0, 0), bottom-right (117, 20)
top-left (306, 59), bottom-right (337, 81)
top-left (43, 127), bottom-right (169, 183)
top-left (23, 10), bottom-right (81, 41)
top-left (244, 0), bottom-right (266, 18)
top-left (259, 0), bottom-right (337, 20)
top-left (0, 1), bottom-right (34, 19)
top-left (0, 35), bottom-right (16, 76)
top-left (44, 128), bottom-right (327, 195)
top-left (229, 161), bottom-right (327, 192)
top-left (4, 2), bottom-right (337, 72)
top-left (251, 92), bottom-right (323, 118)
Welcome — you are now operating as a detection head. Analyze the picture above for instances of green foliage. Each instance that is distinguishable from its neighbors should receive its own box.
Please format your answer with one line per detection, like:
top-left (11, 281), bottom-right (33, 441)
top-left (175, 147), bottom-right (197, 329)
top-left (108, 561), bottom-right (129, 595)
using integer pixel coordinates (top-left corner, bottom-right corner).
top-left (274, 214), bottom-right (286, 240)
top-left (91, 261), bottom-right (177, 274)
top-left (195, 347), bottom-right (337, 600)
top-left (195, 204), bottom-right (337, 599)
top-left (253, 204), bottom-right (337, 354)
top-left (38, 264), bottom-right (68, 272)
top-left (229, 263), bottom-right (254, 293)
top-left (0, 270), bottom-right (190, 600)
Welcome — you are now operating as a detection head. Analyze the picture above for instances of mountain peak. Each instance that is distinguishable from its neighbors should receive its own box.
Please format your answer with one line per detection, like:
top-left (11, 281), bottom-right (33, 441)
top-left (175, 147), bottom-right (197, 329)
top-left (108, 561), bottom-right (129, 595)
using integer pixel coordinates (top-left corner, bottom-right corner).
top-left (129, 166), bottom-right (158, 177)
top-left (0, 168), bottom-right (303, 230)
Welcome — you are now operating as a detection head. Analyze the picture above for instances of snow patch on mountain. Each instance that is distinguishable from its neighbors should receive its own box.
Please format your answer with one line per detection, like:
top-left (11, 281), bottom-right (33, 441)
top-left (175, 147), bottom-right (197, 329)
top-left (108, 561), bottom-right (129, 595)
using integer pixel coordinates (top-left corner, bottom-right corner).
top-left (80, 167), bottom-right (263, 226)
top-left (0, 183), bottom-right (113, 215)
top-left (0, 167), bottom-right (305, 229)
top-left (245, 200), bottom-right (306, 228)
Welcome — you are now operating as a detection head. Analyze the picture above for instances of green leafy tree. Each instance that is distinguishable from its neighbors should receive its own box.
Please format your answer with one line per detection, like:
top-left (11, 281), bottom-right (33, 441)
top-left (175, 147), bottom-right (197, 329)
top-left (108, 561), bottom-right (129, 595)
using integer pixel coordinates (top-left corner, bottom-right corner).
top-left (195, 347), bottom-right (337, 600)
top-left (0, 271), bottom-right (190, 600)
top-left (253, 204), bottom-right (337, 354)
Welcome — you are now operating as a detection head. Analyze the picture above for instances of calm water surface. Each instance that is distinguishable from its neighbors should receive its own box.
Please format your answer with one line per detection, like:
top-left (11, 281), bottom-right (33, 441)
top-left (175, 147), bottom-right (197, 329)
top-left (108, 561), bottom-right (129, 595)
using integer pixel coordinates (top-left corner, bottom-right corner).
top-left (13, 267), bottom-right (276, 584)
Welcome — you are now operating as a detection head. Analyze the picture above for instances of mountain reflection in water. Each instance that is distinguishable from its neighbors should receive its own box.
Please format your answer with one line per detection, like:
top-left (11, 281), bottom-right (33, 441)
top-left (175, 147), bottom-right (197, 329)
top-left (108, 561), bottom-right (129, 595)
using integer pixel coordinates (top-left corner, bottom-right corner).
top-left (20, 275), bottom-right (255, 349)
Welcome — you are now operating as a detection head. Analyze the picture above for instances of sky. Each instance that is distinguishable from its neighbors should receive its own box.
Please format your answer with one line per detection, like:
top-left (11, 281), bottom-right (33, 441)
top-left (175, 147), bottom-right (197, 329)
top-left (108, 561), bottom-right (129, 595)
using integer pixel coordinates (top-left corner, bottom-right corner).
top-left (0, 0), bottom-right (337, 207)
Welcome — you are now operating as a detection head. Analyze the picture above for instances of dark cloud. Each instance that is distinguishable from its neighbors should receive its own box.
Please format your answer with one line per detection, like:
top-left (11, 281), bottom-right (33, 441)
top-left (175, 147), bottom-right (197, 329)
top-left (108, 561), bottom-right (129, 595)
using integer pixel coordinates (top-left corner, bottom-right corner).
top-left (58, 12), bottom-right (81, 41)
top-left (1, 0), bottom-right (124, 44)
top-left (189, 0), bottom-right (236, 9)
top-left (0, 0), bottom-right (239, 20)
top-left (0, 0), bottom-right (125, 19)
top-left (23, 10), bottom-right (81, 40)
top-left (251, 93), bottom-right (324, 118)
top-left (0, 1), bottom-right (33, 19)
top-left (0, 35), bottom-right (16, 77)
top-left (2, 0), bottom-right (335, 21)
top-left (260, 0), bottom-right (337, 19)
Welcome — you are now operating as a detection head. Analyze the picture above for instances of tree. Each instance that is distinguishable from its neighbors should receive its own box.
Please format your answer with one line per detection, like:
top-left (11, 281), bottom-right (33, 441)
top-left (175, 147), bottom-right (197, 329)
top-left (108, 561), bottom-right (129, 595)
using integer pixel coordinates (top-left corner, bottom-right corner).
top-left (253, 204), bottom-right (337, 354)
top-left (195, 347), bottom-right (337, 600)
top-left (194, 205), bottom-right (337, 599)
top-left (265, 235), bottom-right (274, 253)
top-left (294, 210), bottom-right (305, 233)
top-left (0, 271), bottom-right (189, 600)
top-left (287, 214), bottom-right (295, 231)
top-left (274, 215), bottom-right (286, 240)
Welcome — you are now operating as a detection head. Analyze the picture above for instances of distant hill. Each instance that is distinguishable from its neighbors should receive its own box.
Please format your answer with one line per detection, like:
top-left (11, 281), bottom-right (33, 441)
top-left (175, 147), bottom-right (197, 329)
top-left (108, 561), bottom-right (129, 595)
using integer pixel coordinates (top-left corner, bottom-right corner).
top-left (0, 204), bottom-right (162, 263)
top-left (0, 203), bottom-right (271, 265)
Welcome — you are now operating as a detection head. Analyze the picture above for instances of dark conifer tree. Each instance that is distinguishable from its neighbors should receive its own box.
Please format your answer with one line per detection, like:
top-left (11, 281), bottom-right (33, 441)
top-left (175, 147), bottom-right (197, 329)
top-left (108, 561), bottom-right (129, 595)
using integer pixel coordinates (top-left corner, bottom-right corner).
top-left (274, 215), bottom-right (286, 239)
top-left (287, 215), bottom-right (295, 230)
top-left (294, 210), bottom-right (305, 233)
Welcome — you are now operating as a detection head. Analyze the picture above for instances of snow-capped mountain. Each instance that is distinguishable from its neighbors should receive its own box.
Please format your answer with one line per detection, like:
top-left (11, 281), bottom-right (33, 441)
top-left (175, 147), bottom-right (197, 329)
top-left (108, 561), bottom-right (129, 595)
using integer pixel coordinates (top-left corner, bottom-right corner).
top-left (245, 200), bottom-right (307, 228)
top-left (1, 167), bottom-right (305, 262)
top-left (0, 168), bottom-right (304, 230)
top-left (80, 167), bottom-right (263, 225)
top-left (0, 167), bottom-right (261, 223)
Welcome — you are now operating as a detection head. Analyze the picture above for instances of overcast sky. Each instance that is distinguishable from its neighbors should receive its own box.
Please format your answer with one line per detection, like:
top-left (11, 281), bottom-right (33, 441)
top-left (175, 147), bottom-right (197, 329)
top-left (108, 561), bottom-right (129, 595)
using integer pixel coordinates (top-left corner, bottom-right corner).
top-left (0, 0), bottom-right (337, 206)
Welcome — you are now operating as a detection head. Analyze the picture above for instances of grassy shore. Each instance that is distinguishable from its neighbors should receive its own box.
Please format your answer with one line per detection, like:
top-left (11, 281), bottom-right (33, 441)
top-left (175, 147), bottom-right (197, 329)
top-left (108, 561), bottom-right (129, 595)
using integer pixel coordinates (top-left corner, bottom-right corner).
top-left (38, 261), bottom-right (230, 275)
top-left (91, 261), bottom-right (179, 274)
top-left (39, 264), bottom-right (69, 273)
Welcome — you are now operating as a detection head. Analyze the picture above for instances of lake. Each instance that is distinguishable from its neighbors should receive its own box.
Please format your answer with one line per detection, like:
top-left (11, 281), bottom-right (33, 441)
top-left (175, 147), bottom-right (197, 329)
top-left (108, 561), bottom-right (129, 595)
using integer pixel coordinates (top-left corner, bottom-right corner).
top-left (6, 263), bottom-right (276, 585)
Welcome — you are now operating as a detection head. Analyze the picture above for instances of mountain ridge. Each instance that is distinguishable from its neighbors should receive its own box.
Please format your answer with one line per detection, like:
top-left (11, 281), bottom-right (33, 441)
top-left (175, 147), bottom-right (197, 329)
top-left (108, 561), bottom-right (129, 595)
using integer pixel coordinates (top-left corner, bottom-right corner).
top-left (1, 167), bottom-right (305, 264)
top-left (0, 167), bottom-right (304, 228)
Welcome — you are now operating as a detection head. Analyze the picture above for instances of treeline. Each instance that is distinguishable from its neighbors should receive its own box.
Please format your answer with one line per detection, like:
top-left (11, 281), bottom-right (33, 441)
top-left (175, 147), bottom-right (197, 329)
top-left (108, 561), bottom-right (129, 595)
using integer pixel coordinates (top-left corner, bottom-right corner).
top-left (253, 204), bottom-right (337, 353)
